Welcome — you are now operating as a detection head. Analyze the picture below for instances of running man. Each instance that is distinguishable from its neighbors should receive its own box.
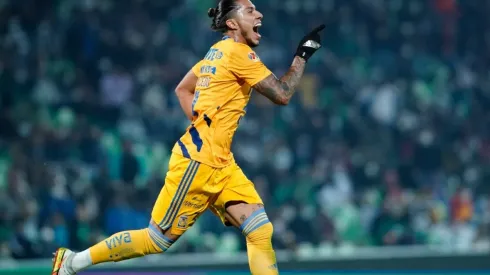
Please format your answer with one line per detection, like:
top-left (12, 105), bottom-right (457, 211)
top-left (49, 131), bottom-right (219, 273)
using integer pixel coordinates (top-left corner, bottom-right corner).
top-left (52, 0), bottom-right (324, 274)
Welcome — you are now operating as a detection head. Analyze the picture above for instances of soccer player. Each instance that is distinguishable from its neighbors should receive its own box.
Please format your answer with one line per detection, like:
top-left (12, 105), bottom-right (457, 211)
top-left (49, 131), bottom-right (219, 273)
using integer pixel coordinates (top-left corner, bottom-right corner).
top-left (51, 0), bottom-right (323, 274)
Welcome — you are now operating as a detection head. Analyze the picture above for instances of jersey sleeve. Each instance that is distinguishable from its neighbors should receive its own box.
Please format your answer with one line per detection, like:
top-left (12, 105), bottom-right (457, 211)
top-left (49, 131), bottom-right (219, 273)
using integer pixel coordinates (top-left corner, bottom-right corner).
top-left (191, 60), bottom-right (203, 76)
top-left (228, 46), bottom-right (272, 87)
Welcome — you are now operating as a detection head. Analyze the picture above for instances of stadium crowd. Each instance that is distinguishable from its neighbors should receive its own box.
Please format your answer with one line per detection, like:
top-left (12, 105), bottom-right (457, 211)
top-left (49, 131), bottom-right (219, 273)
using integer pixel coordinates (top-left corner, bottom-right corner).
top-left (1, 0), bottom-right (490, 259)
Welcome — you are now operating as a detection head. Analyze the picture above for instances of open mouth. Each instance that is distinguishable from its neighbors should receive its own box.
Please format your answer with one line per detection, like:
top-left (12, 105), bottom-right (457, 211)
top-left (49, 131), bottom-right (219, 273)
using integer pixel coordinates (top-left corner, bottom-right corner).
top-left (253, 23), bottom-right (262, 35)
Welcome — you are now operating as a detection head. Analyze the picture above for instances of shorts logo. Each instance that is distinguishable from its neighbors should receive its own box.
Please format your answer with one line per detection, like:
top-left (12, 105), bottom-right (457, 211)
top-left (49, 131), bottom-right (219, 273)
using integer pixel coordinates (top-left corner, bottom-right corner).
top-left (177, 215), bottom-right (188, 229)
top-left (248, 52), bottom-right (260, 61)
top-left (183, 200), bottom-right (205, 209)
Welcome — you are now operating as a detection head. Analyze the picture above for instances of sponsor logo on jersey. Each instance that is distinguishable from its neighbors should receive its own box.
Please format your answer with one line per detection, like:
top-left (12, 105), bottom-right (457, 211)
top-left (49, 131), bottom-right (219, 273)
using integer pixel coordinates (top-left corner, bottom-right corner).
top-left (248, 52), bottom-right (260, 61)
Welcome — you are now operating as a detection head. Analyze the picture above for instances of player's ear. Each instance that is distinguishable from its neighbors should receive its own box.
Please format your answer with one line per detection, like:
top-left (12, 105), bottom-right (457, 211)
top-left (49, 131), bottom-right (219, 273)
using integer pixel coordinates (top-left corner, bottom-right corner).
top-left (225, 18), bottom-right (239, 31)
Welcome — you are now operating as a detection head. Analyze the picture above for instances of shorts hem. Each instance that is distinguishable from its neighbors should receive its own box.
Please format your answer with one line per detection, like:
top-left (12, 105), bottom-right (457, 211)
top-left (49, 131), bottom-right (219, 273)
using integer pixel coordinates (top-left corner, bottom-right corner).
top-left (170, 150), bottom-right (233, 169)
top-left (169, 227), bottom-right (187, 235)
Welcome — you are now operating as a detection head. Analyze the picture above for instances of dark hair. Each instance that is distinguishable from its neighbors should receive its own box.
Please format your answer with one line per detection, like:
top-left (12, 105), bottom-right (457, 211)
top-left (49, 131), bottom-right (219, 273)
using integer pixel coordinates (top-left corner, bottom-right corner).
top-left (208, 0), bottom-right (240, 33)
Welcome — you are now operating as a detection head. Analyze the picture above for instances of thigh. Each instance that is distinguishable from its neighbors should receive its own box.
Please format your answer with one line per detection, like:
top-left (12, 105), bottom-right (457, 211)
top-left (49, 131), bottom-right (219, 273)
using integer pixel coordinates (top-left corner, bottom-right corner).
top-left (210, 163), bottom-right (264, 227)
top-left (151, 153), bottom-right (218, 235)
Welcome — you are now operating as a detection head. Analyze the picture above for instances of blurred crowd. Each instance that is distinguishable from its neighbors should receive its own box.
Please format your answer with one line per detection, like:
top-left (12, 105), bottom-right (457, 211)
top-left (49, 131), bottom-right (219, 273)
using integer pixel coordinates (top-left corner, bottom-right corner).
top-left (1, 0), bottom-right (490, 260)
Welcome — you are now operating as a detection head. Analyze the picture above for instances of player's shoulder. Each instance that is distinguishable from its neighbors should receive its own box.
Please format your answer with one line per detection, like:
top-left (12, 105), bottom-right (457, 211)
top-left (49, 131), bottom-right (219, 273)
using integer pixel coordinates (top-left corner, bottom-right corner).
top-left (215, 39), bottom-right (255, 56)
top-left (222, 40), bottom-right (262, 64)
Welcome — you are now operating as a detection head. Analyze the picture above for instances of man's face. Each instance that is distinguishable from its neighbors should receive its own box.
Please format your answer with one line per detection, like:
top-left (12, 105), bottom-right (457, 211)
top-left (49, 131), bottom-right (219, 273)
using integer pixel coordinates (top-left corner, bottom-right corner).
top-left (233, 0), bottom-right (263, 47)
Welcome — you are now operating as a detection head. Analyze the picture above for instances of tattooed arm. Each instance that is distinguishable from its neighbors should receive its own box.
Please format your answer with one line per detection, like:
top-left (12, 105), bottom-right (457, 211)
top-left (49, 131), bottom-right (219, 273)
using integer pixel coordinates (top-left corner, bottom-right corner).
top-left (253, 56), bottom-right (306, 105)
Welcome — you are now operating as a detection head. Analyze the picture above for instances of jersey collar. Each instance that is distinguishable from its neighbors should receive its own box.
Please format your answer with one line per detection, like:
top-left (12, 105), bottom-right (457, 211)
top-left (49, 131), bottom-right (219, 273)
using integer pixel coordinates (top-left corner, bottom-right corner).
top-left (222, 35), bottom-right (231, 40)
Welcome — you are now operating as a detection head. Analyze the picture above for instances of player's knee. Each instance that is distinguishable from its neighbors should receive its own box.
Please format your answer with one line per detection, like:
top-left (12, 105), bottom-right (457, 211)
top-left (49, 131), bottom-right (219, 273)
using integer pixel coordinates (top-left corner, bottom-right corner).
top-left (147, 222), bottom-right (176, 253)
top-left (241, 208), bottom-right (273, 242)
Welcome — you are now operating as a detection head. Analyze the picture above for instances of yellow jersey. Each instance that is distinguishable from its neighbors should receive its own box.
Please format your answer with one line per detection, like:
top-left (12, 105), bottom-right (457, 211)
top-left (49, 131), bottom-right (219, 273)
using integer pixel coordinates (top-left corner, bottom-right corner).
top-left (172, 37), bottom-right (272, 168)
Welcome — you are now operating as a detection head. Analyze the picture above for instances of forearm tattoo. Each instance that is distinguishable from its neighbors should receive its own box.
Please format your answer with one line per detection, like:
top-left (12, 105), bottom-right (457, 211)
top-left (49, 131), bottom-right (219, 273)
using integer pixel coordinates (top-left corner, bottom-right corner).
top-left (253, 56), bottom-right (306, 105)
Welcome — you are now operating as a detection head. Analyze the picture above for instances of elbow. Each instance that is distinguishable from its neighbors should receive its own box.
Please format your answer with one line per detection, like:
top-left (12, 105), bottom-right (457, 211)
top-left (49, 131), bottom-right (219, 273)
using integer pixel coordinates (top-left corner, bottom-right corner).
top-left (275, 97), bottom-right (290, 106)
top-left (275, 83), bottom-right (293, 105)
top-left (275, 92), bottom-right (292, 105)
top-left (175, 87), bottom-right (187, 98)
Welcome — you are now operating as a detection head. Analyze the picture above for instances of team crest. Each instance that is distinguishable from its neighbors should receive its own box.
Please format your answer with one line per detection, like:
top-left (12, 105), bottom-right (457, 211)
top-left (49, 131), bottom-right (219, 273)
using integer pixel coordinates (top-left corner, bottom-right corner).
top-left (177, 215), bottom-right (188, 229)
top-left (248, 52), bottom-right (260, 61)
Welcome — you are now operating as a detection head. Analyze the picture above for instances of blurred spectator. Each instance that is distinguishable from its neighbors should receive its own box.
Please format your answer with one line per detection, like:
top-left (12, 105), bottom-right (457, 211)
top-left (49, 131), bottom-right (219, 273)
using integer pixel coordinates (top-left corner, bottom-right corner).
top-left (120, 139), bottom-right (140, 185)
top-left (0, 107), bottom-right (18, 141)
top-left (371, 195), bottom-right (415, 246)
top-left (451, 187), bottom-right (473, 223)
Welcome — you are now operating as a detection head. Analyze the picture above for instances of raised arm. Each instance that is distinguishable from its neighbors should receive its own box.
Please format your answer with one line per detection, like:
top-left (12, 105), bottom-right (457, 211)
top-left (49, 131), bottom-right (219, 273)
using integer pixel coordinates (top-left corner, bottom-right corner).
top-left (253, 56), bottom-right (306, 105)
top-left (175, 69), bottom-right (198, 120)
top-left (253, 24), bottom-right (324, 105)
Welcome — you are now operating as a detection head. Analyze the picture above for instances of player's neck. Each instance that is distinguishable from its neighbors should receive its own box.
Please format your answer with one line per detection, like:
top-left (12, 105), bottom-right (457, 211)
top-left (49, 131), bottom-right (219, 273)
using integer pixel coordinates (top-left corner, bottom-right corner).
top-left (222, 31), bottom-right (247, 45)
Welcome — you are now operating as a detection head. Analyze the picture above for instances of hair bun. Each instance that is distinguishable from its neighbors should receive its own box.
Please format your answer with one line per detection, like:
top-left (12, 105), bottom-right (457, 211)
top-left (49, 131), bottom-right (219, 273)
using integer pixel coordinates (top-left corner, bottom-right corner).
top-left (208, 8), bottom-right (217, 18)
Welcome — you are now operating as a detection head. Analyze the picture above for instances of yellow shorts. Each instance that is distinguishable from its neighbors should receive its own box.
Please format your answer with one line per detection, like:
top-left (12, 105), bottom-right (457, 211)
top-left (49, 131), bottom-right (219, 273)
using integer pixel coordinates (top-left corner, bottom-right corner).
top-left (151, 153), bottom-right (263, 235)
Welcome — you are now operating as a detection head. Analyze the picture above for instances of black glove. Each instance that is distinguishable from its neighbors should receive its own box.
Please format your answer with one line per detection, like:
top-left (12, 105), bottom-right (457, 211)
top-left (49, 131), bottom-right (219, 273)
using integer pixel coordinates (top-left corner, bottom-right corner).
top-left (295, 24), bottom-right (325, 62)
